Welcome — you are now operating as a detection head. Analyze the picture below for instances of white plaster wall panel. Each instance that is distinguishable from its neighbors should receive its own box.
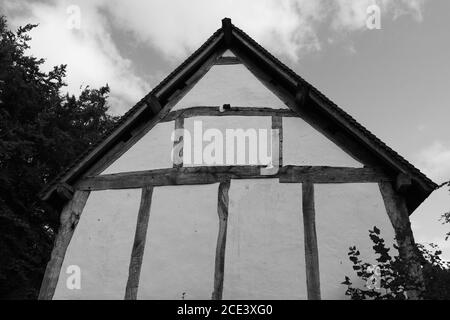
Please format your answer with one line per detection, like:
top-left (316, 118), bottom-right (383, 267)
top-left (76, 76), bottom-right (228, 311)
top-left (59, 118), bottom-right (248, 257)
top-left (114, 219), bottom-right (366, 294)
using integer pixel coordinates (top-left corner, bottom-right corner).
top-left (183, 116), bottom-right (273, 167)
top-left (314, 183), bottom-right (396, 300)
top-left (101, 122), bottom-right (174, 175)
top-left (223, 179), bottom-right (307, 299)
top-left (53, 189), bottom-right (141, 299)
top-left (172, 64), bottom-right (288, 110)
top-left (283, 117), bottom-right (362, 167)
top-left (138, 184), bottom-right (219, 300)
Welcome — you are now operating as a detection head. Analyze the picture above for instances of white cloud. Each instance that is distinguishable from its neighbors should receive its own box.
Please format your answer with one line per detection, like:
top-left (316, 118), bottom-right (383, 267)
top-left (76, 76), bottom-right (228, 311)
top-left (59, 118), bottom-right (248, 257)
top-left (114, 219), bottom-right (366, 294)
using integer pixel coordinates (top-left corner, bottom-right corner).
top-left (330, 0), bottom-right (427, 31)
top-left (1, 0), bottom-right (149, 114)
top-left (103, 0), bottom-right (428, 61)
top-left (104, 0), bottom-right (326, 61)
top-left (415, 141), bottom-right (450, 183)
top-left (1, 0), bottom-right (429, 113)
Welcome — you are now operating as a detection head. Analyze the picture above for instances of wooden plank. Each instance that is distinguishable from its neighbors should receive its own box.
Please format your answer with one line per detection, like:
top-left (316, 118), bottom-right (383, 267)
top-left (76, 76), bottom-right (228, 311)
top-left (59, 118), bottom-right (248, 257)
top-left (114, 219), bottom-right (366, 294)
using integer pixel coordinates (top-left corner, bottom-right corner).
top-left (212, 180), bottom-right (230, 300)
top-left (272, 116), bottom-right (283, 168)
top-left (162, 106), bottom-right (296, 122)
top-left (38, 190), bottom-right (90, 300)
top-left (378, 182), bottom-right (425, 299)
top-left (125, 186), bottom-right (154, 300)
top-left (215, 56), bottom-right (241, 65)
top-left (280, 166), bottom-right (390, 184)
top-left (76, 166), bottom-right (392, 191)
top-left (172, 117), bottom-right (184, 168)
top-left (302, 182), bottom-right (321, 300)
top-left (77, 166), bottom-right (273, 191)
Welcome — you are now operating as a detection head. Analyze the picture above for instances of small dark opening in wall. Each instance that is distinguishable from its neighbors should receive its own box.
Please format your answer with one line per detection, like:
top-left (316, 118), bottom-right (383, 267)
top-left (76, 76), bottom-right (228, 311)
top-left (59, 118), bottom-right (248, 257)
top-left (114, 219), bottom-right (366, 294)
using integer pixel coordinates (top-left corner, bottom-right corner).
top-left (223, 104), bottom-right (231, 110)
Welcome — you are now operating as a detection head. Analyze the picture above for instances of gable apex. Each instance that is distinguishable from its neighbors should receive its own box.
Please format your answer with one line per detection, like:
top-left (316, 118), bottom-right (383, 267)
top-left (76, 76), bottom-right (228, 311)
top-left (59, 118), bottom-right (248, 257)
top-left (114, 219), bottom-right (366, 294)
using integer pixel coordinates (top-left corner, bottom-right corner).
top-left (40, 18), bottom-right (437, 214)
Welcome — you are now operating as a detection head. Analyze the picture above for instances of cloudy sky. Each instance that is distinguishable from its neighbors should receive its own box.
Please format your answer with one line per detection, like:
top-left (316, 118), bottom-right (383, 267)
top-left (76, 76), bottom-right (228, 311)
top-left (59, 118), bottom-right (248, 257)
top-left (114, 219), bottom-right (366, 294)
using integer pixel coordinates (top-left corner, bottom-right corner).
top-left (2, 0), bottom-right (449, 257)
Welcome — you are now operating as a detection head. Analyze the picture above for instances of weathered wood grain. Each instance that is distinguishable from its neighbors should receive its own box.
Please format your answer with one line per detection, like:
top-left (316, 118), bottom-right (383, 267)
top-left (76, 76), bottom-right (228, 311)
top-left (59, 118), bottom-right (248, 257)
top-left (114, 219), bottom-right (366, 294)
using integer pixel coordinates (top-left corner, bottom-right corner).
top-left (280, 166), bottom-right (390, 184)
top-left (162, 106), bottom-right (296, 122)
top-left (378, 182), bottom-right (425, 299)
top-left (302, 182), bottom-right (321, 300)
top-left (215, 56), bottom-right (241, 65)
top-left (212, 180), bottom-right (230, 300)
top-left (272, 115), bottom-right (283, 168)
top-left (38, 190), bottom-right (90, 300)
top-left (125, 186), bottom-right (154, 300)
top-left (76, 166), bottom-right (392, 191)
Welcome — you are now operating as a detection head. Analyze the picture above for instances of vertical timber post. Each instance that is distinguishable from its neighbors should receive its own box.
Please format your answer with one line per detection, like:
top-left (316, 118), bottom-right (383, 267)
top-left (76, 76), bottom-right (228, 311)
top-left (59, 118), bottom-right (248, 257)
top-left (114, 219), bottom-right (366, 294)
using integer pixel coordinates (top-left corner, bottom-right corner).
top-left (272, 116), bottom-right (283, 168)
top-left (125, 185), bottom-right (154, 300)
top-left (212, 179), bottom-right (231, 300)
top-left (378, 182), bottom-right (425, 299)
top-left (173, 117), bottom-right (184, 168)
top-left (302, 182), bottom-right (321, 300)
top-left (38, 190), bottom-right (90, 300)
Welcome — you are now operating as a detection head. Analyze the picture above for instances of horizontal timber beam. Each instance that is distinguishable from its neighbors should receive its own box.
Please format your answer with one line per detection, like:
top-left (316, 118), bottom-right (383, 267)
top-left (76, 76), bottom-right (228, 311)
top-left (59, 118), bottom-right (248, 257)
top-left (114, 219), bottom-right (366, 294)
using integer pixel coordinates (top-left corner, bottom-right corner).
top-left (162, 106), bottom-right (296, 122)
top-left (76, 166), bottom-right (391, 191)
top-left (280, 166), bottom-right (391, 184)
top-left (215, 56), bottom-right (241, 65)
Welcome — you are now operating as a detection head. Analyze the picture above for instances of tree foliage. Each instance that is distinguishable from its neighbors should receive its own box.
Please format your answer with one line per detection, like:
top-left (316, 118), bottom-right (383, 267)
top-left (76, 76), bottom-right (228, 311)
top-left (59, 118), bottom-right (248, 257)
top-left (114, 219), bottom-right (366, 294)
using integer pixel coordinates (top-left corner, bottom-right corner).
top-left (440, 181), bottom-right (450, 241)
top-left (0, 16), bottom-right (119, 299)
top-left (342, 227), bottom-right (450, 300)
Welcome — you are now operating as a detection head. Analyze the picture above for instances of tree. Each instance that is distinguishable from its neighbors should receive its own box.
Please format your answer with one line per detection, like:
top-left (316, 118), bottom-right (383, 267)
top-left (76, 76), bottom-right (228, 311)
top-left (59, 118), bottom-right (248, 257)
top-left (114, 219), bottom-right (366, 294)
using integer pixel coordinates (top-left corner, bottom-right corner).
top-left (440, 181), bottom-right (450, 240)
top-left (0, 16), bottom-right (119, 299)
top-left (342, 227), bottom-right (450, 300)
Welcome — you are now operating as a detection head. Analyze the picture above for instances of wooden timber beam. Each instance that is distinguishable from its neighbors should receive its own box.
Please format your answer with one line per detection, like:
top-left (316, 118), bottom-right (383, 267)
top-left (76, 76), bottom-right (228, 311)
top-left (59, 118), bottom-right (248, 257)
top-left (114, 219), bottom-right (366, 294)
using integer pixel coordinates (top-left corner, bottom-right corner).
top-left (125, 186), bottom-right (153, 300)
top-left (55, 183), bottom-right (74, 202)
top-left (38, 190), bottom-right (90, 300)
top-left (163, 106), bottom-right (296, 122)
top-left (295, 83), bottom-right (311, 111)
top-left (279, 166), bottom-right (390, 184)
top-left (378, 182), bottom-right (425, 299)
top-left (75, 166), bottom-right (392, 191)
top-left (212, 180), bottom-right (230, 300)
top-left (272, 116), bottom-right (283, 168)
top-left (215, 56), bottom-right (241, 65)
top-left (302, 182), bottom-right (321, 300)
